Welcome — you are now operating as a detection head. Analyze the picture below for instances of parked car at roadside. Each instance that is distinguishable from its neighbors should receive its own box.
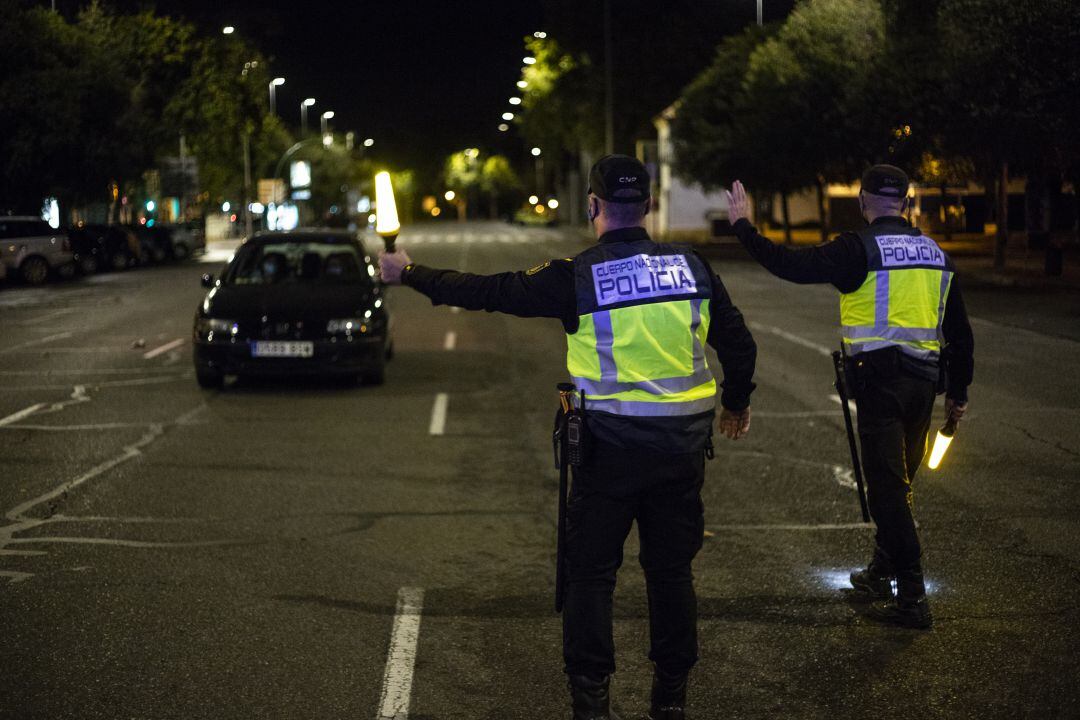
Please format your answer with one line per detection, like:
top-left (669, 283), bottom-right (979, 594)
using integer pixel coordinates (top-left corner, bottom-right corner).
top-left (128, 224), bottom-right (171, 264)
top-left (68, 225), bottom-right (140, 274)
top-left (168, 221), bottom-right (205, 260)
top-left (0, 217), bottom-right (75, 284)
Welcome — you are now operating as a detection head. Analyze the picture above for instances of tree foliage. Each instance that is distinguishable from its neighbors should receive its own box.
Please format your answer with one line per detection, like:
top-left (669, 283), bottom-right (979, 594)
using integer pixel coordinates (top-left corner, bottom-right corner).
top-left (0, 1), bottom-right (295, 217)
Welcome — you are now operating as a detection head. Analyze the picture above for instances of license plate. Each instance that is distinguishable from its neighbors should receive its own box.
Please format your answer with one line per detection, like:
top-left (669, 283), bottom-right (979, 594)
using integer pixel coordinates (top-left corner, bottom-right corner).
top-left (250, 341), bottom-right (314, 358)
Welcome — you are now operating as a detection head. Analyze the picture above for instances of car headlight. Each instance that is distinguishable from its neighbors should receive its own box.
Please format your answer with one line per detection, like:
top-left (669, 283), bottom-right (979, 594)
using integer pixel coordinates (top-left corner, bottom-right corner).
top-left (196, 318), bottom-right (238, 335)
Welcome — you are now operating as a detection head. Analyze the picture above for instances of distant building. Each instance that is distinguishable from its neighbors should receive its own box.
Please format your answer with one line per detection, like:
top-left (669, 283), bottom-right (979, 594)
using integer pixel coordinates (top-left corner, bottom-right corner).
top-left (643, 104), bottom-right (732, 243)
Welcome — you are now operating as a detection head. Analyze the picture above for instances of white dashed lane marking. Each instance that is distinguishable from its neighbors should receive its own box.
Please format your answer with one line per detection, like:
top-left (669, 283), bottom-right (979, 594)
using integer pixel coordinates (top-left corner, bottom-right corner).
top-left (428, 393), bottom-right (448, 436)
top-left (143, 338), bottom-right (185, 359)
top-left (376, 587), bottom-right (425, 720)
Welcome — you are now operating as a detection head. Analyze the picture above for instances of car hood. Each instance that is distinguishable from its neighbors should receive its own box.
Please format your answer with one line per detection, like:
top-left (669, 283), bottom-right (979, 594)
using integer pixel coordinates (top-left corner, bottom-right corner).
top-left (201, 283), bottom-right (376, 319)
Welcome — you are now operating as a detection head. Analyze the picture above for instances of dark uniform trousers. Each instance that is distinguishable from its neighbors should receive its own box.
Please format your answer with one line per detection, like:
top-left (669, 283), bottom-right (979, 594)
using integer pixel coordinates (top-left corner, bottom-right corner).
top-left (562, 439), bottom-right (705, 679)
top-left (853, 349), bottom-right (937, 598)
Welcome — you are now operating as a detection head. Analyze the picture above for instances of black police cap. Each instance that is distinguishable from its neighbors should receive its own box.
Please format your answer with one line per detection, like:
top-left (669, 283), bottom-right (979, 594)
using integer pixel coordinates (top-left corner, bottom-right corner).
top-left (861, 164), bottom-right (910, 198)
top-left (588, 154), bottom-right (651, 203)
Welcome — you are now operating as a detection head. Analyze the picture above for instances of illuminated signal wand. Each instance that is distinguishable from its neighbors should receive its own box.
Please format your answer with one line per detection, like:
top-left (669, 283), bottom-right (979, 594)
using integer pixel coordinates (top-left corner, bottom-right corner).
top-left (374, 170), bottom-right (400, 253)
top-left (927, 415), bottom-right (958, 470)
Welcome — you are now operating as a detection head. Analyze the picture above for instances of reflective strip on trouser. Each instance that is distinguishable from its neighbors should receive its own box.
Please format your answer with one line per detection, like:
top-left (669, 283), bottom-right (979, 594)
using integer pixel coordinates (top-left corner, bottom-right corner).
top-left (567, 298), bottom-right (716, 417)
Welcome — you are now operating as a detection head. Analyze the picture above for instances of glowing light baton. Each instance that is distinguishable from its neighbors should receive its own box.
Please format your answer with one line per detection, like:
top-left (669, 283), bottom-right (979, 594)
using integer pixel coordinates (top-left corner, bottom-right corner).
top-left (374, 171), bottom-right (400, 252)
top-left (927, 416), bottom-right (958, 470)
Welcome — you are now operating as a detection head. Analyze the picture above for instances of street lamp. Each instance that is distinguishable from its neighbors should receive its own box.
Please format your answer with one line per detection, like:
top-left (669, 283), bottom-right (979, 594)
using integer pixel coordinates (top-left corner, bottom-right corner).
top-left (498, 123), bottom-right (509, 132)
top-left (523, 56), bottom-right (536, 65)
top-left (516, 80), bottom-right (528, 89)
top-left (509, 97), bottom-right (522, 105)
top-left (531, 147), bottom-right (542, 157)
top-left (300, 98), bottom-right (316, 135)
top-left (222, 25), bottom-right (235, 34)
top-left (502, 112), bottom-right (514, 121)
top-left (268, 77), bottom-right (285, 115)
top-left (363, 138), bottom-right (375, 148)
top-left (444, 190), bottom-right (456, 202)
top-left (320, 110), bottom-right (334, 135)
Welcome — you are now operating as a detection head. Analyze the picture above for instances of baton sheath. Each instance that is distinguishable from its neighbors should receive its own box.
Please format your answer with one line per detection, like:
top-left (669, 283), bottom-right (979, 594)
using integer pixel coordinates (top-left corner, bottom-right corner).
top-left (555, 427), bottom-right (569, 613)
top-left (553, 383), bottom-right (578, 614)
top-left (833, 349), bottom-right (871, 523)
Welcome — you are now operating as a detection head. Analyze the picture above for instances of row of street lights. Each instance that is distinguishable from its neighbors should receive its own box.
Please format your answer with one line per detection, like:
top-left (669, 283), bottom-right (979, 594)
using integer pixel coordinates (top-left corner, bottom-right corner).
top-left (221, 24), bottom-right (351, 142)
top-left (220, 23), bottom-right (374, 235)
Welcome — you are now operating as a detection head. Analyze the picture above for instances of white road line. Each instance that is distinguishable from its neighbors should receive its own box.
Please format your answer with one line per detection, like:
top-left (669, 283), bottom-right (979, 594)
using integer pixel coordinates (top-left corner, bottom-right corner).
top-left (7, 536), bottom-right (244, 549)
top-left (0, 331), bottom-right (73, 355)
top-left (0, 423), bottom-right (170, 432)
top-left (0, 570), bottom-right (33, 583)
top-left (443, 331), bottom-right (457, 351)
top-left (26, 307), bottom-right (74, 323)
top-left (376, 587), bottom-right (425, 720)
top-left (429, 393), bottom-right (448, 436)
top-left (829, 394), bottom-right (858, 415)
top-left (4, 425), bottom-right (164, 522)
top-left (707, 523), bottom-right (873, 531)
top-left (0, 403), bottom-right (45, 427)
top-left (748, 321), bottom-right (832, 357)
top-left (143, 338), bottom-right (185, 359)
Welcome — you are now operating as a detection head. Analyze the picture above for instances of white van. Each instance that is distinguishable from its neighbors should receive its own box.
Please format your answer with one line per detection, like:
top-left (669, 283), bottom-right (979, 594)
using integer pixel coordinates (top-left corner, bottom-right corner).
top-left (0, 217), bottom-right (75, 284)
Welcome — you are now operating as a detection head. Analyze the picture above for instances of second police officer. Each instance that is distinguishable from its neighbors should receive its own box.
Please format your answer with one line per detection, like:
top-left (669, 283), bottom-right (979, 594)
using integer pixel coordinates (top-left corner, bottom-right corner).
top-left (726, 166), bottom-right (975, 629)
top-left (380, 155), bottom-right (757, 720)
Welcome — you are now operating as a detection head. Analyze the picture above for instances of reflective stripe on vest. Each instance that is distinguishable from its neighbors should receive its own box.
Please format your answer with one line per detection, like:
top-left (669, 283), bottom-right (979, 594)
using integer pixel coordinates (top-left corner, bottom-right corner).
top-left (567, 244), bottom-right (716, 418)
top-left (840, 228), bottom-right (953, 361)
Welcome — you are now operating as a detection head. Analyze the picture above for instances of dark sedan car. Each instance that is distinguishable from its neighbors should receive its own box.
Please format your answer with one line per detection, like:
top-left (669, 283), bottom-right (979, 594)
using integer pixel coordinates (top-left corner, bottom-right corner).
top-left (68, 225), bottom-right (139, 273)
top-left (192, 230), bottom-right (392, 388)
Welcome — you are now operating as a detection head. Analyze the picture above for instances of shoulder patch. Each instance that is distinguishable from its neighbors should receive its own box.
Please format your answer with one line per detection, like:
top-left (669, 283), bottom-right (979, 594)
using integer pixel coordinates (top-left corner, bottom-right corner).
top-left (526, 261), bottom-right (551, 276)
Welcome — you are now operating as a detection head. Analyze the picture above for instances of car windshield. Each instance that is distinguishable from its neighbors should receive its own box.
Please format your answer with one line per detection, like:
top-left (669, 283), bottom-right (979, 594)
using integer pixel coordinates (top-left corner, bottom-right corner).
top-left (226, 240), bottom-right (373, 286)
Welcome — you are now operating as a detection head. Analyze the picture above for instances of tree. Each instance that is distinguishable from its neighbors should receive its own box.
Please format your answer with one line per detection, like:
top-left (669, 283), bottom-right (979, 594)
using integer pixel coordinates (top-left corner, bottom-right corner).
top-left (743, 0), bottom-right (887, 240)
top-left (937, 0), bottom-right (1080, 269)
top-left (443, 149), bottom-right (483, 220)
top-left (672, 27), bottom-right (788, 235)
top-left (516, 36), bottom-right (603, 160)
top-left (0, 3), bottom-right (132, 214)
top-left (479, 155), bottom-right (522, 219)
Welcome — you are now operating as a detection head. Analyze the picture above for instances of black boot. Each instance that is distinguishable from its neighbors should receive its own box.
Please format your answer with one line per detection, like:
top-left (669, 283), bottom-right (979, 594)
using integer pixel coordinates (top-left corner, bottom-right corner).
top-left (568, 675), bottom-right (622, 720)
top-left (849, 568), bottom-right (894, 600)
top-left (868, 572), bottom-right (933, 629)
top-left (647, 668), bottom-right (688, 720)
top-left (849, 549), bottom-right (895, 600)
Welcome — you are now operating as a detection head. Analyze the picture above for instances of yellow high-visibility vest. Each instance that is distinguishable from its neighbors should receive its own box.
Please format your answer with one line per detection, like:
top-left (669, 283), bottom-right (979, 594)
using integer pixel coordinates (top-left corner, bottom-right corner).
top-left (840, 225), bottom-right (954, 362)
top-left (567, 241), bottom-right (716, 417)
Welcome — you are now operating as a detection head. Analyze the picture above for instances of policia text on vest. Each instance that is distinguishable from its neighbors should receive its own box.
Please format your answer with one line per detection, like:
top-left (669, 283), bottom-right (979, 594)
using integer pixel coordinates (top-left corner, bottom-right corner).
top-left (591, 253), bottom-right (698, 305)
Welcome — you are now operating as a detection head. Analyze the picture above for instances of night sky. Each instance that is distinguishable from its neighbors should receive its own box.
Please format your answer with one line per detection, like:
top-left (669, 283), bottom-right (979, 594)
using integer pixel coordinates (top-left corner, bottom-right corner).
top-left (55, 0), bottom-right (794, 177)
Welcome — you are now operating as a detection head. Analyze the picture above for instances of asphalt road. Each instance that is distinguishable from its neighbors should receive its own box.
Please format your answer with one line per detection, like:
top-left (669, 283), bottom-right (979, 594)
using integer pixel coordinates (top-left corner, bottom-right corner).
top-left (1, 221), bottom-right (1078, 719)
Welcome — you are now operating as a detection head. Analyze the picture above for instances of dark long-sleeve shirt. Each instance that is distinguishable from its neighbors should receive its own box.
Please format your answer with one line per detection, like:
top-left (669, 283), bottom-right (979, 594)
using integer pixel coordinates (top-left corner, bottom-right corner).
top-left (733, 216), bottom-right (975, 401)
top-left (402, 226), bottom-right (757, 411)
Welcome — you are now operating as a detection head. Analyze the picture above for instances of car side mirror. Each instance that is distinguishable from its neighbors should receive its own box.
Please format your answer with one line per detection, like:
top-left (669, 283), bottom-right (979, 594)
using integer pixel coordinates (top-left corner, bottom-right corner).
top-left (201, 273), bottom-right (215, 288)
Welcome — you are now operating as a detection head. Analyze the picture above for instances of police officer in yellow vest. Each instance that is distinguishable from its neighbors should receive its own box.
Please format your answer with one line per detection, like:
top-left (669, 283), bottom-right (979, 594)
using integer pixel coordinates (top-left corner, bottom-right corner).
top-left (380, 155), bottom-right (757, 719)
top-left (727, 166), bottom-right (975, 629)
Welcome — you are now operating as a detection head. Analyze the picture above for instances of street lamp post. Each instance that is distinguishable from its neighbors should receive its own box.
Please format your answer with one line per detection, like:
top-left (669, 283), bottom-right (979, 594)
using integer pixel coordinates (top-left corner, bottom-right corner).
top-left (757, 0), bottom-right (763, 25)
top-left (603, 0), bottom-right (614, 154)
top-left (320, 110), bottom-right (334, 136)
top-left (300, 98), bottom-right (316, 136)
top-left (532, 147), bottom-right (544, 195)
top-left (268, 77), bottom-right (285, 115)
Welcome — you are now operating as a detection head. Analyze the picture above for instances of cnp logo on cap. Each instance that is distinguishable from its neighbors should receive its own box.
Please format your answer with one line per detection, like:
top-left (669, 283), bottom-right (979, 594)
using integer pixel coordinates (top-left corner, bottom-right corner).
top-left (589, 154), bottom-right (650, 203)
top-left (861, 164), bottom-right (909, 198)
